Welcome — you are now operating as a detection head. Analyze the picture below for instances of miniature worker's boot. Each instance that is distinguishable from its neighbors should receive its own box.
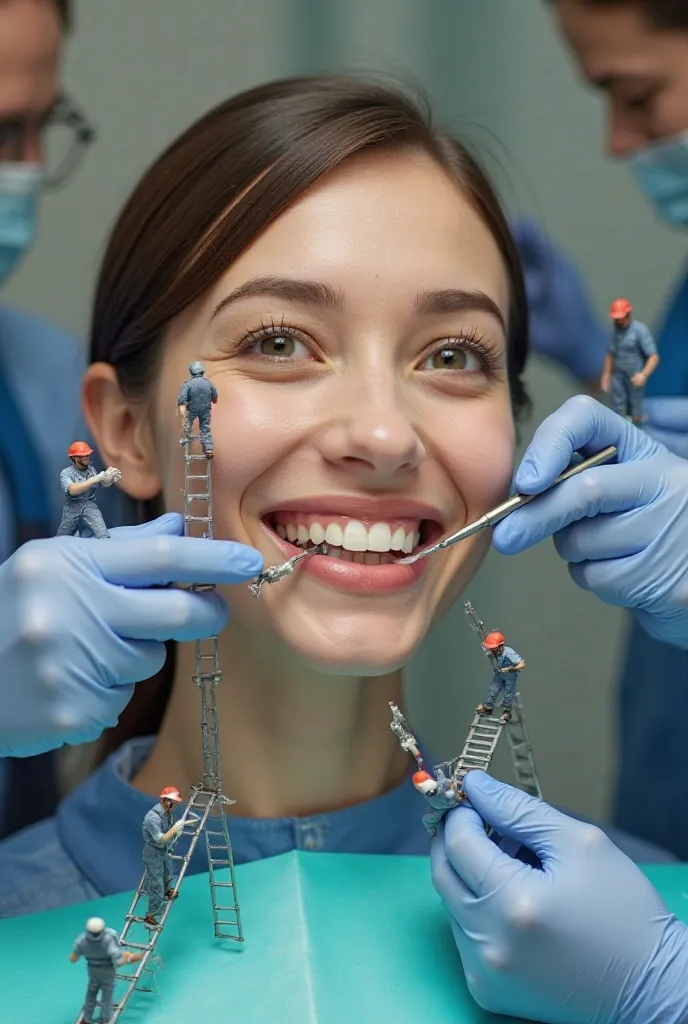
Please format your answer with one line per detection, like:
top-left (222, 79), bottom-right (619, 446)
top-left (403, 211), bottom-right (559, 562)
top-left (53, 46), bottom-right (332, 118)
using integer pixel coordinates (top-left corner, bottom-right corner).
top-left (500, 707), bottom-right (512, 724)
top-left (204, 448), bottom-right (214, 459)
top-left (165, 887), bottom-right (178, 901)
top-left (475, 703), bottom-right (494, 716)
top-left (143, 913), bottom-right (159, 928)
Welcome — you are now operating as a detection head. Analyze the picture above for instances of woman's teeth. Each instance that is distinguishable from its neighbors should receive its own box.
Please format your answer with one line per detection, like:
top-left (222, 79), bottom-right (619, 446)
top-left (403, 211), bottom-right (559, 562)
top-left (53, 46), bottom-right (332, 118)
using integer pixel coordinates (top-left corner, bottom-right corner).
top-left (272, 517), bottom-right (421, 561)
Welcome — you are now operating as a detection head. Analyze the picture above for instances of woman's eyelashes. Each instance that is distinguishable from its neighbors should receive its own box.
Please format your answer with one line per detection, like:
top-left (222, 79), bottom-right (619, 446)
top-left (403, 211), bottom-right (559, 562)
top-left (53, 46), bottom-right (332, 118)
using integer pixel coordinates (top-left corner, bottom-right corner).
top-left (228, 317), bottom-right (505, 377)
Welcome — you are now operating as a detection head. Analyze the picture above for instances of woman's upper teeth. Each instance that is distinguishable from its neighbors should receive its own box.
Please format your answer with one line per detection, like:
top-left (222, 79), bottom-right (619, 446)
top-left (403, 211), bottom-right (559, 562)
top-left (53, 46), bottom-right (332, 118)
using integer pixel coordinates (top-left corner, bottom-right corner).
top-left (272, 513), bottom-right (420, 554)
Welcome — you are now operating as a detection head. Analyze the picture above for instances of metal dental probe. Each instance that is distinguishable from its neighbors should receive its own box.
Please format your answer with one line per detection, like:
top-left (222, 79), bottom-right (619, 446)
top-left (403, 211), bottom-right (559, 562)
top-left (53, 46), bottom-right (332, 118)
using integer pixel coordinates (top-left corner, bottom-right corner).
top-left (396, 445), bottom-right (617, 566)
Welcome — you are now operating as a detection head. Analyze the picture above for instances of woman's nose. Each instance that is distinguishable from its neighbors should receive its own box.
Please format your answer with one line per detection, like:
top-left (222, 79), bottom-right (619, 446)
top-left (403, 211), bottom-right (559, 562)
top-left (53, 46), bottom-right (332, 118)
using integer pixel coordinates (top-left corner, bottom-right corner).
top-left (318, 398), bottom-right (426, 479)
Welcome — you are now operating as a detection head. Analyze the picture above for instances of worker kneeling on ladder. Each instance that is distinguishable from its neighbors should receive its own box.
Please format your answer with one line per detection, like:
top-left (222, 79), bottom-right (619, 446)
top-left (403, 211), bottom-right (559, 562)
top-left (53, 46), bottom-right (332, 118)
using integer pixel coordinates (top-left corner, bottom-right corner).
top-left (475, 631), bottom-right (526, 724)
top-left (142, 786), bottom-right (185, 927)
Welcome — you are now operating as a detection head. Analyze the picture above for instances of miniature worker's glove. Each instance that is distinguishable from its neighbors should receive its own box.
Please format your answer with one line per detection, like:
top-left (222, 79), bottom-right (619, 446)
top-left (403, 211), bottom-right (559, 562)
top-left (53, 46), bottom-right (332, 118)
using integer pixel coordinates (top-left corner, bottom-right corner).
top-left (644, 397), bottom-right (688, 460)
top-left (511, 217), bottom-right (608, 383)
top-left (493, 396), bottom-right (688, 650)
top-left (100, 466), bottom-right (122, 487)
top-left (431, 771), bottom-right (688, 1024)
top-left (0, 512), bottom-right (263, 757)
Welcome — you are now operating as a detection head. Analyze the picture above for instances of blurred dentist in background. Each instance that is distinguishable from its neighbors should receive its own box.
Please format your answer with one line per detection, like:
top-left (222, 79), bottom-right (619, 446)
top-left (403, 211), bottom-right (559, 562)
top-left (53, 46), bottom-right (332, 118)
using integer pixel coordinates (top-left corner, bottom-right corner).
top-left (512, 0), bottom-right (688, 857)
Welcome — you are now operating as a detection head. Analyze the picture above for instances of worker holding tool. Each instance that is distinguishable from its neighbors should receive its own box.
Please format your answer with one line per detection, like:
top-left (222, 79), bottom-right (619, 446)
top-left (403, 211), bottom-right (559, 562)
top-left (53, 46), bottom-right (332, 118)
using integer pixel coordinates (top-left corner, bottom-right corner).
top-left (475, 632), bottom-right (526, 725)
top-left (141, 786), bottom-right (185, 927)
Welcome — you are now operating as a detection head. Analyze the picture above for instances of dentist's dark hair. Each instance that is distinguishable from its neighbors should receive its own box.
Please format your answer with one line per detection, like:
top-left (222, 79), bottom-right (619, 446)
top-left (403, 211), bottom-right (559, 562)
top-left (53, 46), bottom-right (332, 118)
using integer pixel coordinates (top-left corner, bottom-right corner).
top-left (89, 74), bottom-right (531, 753)
top-left (551, 0), bottom-right (688, 30)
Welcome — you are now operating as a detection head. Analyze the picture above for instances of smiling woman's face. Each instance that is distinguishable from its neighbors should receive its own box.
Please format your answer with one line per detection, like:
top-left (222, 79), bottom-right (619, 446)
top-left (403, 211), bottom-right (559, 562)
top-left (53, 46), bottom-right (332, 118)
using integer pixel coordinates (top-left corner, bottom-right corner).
top-left (123, 149), bottom-right (516, 673)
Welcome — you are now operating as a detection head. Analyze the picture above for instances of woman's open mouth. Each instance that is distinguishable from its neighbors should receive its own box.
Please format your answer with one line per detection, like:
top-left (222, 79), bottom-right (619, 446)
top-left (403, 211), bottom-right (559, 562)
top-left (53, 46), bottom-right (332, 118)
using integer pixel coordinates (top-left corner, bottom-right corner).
top-left (258, 509), bottom-right (445, 593)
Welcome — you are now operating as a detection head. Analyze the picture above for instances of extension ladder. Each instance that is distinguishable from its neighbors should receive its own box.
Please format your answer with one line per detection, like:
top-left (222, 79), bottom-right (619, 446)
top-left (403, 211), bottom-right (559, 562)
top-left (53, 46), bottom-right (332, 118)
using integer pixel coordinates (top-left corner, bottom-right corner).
top-left (77, 431), bottom-right (243, 1023)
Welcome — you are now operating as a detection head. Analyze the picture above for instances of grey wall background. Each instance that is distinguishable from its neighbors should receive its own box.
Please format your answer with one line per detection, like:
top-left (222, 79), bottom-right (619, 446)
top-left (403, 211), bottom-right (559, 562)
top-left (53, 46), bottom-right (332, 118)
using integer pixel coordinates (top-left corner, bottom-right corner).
top-left (5, 0), bottom-right (686, 819)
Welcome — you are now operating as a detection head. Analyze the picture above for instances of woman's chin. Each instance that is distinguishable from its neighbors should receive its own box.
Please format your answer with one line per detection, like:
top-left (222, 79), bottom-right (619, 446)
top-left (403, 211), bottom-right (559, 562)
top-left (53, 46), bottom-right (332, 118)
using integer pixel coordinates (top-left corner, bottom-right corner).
top-left (272, 606), bottom-right (429, 676)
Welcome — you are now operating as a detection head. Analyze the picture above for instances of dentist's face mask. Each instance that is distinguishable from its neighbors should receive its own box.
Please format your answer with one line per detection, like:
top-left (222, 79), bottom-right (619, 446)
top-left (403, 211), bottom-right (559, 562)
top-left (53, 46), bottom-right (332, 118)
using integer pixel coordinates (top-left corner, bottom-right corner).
top-left (629, 131), bottom-right (688, 228)
top-left (0, 162), bottom-right (43, 285)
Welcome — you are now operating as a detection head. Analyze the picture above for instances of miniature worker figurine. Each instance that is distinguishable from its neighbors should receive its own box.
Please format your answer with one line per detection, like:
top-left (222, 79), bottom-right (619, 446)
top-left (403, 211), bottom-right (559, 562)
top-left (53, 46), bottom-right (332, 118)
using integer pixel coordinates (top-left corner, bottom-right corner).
top-left (413, 769), bottom-right (463, 838)
top-left (177, 360), bottom-right (218, 458)
top-left (141, 785), bottom-right (185, 927)
top-left (475, 630), bottom-right (526, 724)
top-left (56, 441), bottom-right (121, 539)
top-left (601, 298), bottom-right (659, 425)
top-left (70, 916), bottom-right (142, 1024)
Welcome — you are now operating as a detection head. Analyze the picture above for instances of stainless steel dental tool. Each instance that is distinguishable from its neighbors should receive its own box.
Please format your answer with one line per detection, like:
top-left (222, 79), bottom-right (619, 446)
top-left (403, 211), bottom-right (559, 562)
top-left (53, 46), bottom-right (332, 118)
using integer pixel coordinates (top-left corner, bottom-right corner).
top-left (249, 542), bottom-right (329, 598)
top-left (396, 445), bottom-right (617, 566)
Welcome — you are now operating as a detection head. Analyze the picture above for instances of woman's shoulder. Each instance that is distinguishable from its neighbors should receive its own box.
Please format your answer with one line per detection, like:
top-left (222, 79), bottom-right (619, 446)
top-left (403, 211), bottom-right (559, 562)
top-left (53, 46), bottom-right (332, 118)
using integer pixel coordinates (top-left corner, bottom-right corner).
top-left (0, 816), bottom-right (99, 919)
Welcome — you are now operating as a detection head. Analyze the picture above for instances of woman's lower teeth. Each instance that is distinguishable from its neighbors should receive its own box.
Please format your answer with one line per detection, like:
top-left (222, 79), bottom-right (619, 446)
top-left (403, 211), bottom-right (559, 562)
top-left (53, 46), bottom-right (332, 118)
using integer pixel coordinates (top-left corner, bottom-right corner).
top-left (300, 543), bottom-right (398, 565)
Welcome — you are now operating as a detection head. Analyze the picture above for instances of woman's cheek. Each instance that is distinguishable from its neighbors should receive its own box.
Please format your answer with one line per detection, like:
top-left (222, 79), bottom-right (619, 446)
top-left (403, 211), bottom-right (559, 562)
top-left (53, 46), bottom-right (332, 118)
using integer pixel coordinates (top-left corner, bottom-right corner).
top-left (446, 406), bottom-right (515, 518)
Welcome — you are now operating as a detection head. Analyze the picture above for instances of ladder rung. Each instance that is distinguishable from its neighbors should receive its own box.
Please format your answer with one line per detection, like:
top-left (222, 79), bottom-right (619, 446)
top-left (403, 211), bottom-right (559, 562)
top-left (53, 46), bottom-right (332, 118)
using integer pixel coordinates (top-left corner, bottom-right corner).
top-left (185, 493), bottom-right (210, 500)
top-left (211, 880), bottom-right (235, 887)
top-left (122, 940), bottom-right (154, 951)
top-left (184, 515), bottom-right (212, 522)
top-left (215, 920), bottom-right (239, 928)
top-left (213, 905), bottom-right (238, 913)
top-left (210, 858), bottom-right (230, 866)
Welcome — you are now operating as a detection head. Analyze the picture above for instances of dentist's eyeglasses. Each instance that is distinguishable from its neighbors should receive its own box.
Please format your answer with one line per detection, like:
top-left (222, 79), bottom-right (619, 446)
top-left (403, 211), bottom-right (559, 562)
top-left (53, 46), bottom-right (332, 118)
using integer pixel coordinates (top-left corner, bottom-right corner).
top-left (0, 92), bottom-right (95, 189)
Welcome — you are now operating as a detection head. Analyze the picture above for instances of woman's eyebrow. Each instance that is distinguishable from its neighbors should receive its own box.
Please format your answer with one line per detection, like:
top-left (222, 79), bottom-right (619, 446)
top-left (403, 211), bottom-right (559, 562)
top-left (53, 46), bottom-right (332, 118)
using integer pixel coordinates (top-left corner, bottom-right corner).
top-left (210, 276), bottom-right (344, 319)
top-left (415, 288), bottom-right (506, 332)
top-left (210, 277), bottom-right (506, 333)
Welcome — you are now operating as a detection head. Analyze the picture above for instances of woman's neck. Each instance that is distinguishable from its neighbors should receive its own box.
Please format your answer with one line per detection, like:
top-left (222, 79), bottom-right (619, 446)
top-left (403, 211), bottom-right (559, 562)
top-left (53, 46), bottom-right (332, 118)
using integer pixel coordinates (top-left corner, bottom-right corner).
top-left (133, 620), bottom-right (410, 817)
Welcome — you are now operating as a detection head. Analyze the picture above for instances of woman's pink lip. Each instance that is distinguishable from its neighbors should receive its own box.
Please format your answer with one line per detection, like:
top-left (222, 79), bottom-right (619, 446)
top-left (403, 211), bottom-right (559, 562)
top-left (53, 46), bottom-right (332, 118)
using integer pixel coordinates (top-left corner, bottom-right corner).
top-left (258, 521), bottom-right (430, 594)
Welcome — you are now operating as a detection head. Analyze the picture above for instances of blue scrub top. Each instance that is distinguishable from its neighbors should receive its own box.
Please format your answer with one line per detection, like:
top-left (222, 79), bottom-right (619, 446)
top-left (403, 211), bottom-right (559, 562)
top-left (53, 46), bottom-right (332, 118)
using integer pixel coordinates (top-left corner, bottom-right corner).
top-left (613, 260), bottom-right (688, 858)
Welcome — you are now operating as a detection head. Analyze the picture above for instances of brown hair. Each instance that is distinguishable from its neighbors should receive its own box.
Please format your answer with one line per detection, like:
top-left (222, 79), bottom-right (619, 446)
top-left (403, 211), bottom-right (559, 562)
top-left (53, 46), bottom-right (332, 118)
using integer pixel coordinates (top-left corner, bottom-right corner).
top-left (550, 0), bottom-right (688, 30)
top-left (90, 74), bottom-right (530, 754)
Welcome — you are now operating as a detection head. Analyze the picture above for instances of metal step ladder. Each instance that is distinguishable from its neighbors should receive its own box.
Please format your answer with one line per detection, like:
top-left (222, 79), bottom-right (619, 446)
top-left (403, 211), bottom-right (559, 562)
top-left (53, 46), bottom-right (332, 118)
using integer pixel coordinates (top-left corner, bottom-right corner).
top-left (505, 693), bottom-right (542, 798)
top-left (80, 432), bottom-right (242, 1023)
top-left (446, 713), bottom-right (505, 791)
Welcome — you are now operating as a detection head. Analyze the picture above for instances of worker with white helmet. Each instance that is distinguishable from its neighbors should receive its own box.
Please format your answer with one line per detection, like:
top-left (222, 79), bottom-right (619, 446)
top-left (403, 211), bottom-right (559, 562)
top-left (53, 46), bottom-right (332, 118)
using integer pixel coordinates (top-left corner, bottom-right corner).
top-left (141, 786), bottom-right (185, 927)
top-left (177, 361), bottom-right (218, 458)
top-left (56, 440), bottom-right (121, 539)
top-left (69, 916), bottom-right (141, 1024)
top-left (475, 631), bottom-right (526, 725)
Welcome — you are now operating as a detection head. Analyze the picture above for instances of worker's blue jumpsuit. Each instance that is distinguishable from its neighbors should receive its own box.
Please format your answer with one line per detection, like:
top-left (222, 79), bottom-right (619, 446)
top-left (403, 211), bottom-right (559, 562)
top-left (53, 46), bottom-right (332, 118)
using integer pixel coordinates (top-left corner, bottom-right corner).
top-left (483, 645), bottom-right (523, 711)
top-left (56, 463), bottom-right (109, 538)
top-left (72, 926), bottom-right (122, 1023)
top-left (421, 769), bottom-right (461, 837)
top-left (608, 319), bottom-right (658, 421)
top-left (177, 376), bottom-right (218, 454)
top-left (142, 802), bottom-right (175, 918)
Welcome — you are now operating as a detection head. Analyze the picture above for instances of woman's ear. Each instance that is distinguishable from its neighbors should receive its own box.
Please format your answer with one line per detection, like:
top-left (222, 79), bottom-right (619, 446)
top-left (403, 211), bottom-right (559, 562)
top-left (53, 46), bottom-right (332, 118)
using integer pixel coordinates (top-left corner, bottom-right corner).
top-left (82, 363), bottom-right (162, 501)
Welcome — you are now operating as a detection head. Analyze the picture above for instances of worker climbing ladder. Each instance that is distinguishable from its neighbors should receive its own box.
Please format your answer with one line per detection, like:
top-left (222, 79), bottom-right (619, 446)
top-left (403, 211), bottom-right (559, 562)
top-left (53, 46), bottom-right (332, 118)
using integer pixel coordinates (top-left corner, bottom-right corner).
top-left (85, 430), bottom-right (243, 1024)
top-left (462, 602), bottom-right (542, 799)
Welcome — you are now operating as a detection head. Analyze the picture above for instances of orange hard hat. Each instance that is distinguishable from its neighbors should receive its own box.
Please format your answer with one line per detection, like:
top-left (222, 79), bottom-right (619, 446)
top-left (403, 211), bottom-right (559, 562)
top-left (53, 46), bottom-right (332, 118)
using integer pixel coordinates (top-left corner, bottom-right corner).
top-left (609, 298), bottom-right (632, 320)
top-left (159, 786), bottom-right (183, 803)
top-left (68, 441), bottom-right (93, 458)
top-left (483, 631), bottom-right (505, 650)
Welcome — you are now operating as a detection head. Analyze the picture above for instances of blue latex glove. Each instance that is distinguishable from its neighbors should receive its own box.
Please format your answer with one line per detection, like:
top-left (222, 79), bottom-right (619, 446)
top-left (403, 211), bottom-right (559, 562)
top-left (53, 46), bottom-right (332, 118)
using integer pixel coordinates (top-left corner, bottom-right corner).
top-left (493, 396), bottom-right (688, 650)
top-left (512, 217), bottom-right (608, 382)
top-left (431, 771), bottom-right (688, 1023)
top-left (0, 512), bottom-right (263, 757)
top-left (644, 396), bottom-right (688, 460)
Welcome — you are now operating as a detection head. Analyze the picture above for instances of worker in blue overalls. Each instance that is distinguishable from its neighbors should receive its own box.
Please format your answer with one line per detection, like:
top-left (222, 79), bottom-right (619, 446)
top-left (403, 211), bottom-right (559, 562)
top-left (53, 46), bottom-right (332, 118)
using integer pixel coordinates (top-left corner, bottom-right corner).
top-left (0, 0), bottom-right (102, 838)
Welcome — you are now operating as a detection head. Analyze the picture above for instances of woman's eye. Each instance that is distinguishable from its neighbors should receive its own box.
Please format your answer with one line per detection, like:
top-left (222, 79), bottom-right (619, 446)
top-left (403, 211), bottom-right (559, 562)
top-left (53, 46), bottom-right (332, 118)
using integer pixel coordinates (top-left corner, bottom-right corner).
top-left (253, 332), bottom-right (308, 358)
top-left (421, 345), bottom-right (481, 372)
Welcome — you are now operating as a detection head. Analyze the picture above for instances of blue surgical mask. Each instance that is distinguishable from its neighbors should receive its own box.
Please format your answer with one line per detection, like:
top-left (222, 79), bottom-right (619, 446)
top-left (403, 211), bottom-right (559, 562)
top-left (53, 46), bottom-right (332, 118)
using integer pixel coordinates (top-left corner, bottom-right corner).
top-left (0, 163), bottom-right (43, 285)
top-left (628, 130), bottom-right (688, 227)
